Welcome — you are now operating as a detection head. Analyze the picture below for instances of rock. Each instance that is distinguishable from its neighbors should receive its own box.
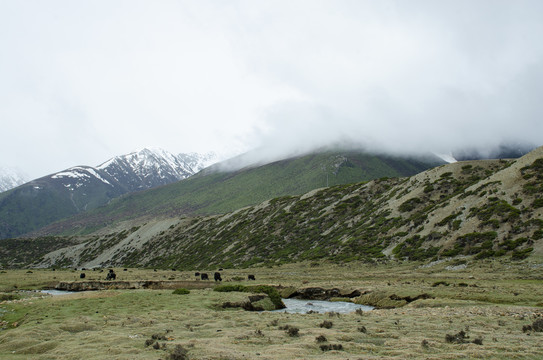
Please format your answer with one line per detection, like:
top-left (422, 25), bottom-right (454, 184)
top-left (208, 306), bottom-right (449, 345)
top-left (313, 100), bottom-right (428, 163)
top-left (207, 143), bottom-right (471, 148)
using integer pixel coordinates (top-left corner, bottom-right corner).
top-left (222, 294), bottom-right (277, 311)
top-left (288, 287), bottom-right (362, 300)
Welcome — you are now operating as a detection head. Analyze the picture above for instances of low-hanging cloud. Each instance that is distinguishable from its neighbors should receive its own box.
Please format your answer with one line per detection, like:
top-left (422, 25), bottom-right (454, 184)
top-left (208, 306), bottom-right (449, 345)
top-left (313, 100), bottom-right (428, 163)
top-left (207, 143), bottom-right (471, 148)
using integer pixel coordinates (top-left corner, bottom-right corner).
top-left (236, 0), bottom-right (543, 161)
top-left (1, 1), bottom-right (542, 177)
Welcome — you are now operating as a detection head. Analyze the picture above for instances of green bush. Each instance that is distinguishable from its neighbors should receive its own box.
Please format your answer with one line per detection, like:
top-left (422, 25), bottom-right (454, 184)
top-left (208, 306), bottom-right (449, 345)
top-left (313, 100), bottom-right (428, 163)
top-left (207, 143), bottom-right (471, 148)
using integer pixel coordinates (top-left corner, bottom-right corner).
top-left (213, 284), bottom-right (248, 292)
top-left (214, 284), bottom-right (284, 309)
top-left (247, 285), bottom-right (284, 309)
top-left (172, 288), bottom-right (190, 295)
top-left (398, 198), bottom-right (422, 212)
top-left (423, 184), bottom-right (434, 193)
top-left (452, 220), bottom-right (462, 230)
top-left (511, 248), bottom-right (533, 260)
top-left (533, 198), bottom-right (543, 209)
top-left (0, 293), bottom-right (19, 301)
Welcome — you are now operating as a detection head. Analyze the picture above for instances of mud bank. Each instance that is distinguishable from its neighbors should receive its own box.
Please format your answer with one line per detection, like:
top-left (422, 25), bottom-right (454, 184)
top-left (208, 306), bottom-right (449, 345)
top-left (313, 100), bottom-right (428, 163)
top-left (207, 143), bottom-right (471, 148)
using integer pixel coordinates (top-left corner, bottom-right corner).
top-left (55, 280), bottom-right (216, 291)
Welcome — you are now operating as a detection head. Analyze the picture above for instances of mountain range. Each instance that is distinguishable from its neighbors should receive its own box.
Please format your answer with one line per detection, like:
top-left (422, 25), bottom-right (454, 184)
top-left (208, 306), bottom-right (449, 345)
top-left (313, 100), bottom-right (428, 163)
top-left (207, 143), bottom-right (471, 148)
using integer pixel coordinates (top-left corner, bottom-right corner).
top-left (1, 145), bottom-right (541, 269)
top-left (23, 150), bottom-right (445, 238)
top-left (0, 148), bottom-right (216, 239)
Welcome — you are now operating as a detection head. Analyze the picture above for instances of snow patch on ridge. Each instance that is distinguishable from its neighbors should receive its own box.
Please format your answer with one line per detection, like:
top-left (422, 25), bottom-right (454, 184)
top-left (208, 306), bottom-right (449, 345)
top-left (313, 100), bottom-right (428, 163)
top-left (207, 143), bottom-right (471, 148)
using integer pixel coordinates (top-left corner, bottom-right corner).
top-left (51, 166), bottom-right (112, 186)
top-left (0, 166), bottom-right (28, 192)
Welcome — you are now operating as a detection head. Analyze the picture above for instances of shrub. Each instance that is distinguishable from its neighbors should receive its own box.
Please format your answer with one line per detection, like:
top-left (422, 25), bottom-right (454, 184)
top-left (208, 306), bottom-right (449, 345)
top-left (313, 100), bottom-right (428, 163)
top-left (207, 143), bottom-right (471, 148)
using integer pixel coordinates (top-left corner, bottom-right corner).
top-left (511, 248), bottom-right (533, 260)
top-left (213, 284), bottom-right (248, 292)
top-left (214, 284), bottom-right (285, 309)
top-left (445, 330), bottom-right (468, 344)
top-left (452, 220), bottom-right (462, 230)
top-left (475, 250), bottom-right (495, 259)
top-left (169, 345), bottom-right (189, 360)
top-left (398, 198), bottom-right (422, 212)
top-left (247, 285), bottom-right (284, 309)
top-left (523, 318), bottom-right (543, 333)
top-left (279, 325), bottom-right (299, 337)
top-left (423, 184), bottom-right (434, 193)
top-left (0, 293), bottom-right (18, 301)
top-left (172, 288), bottom-right (190, 295)
top-left (320, 344), bottom-right (343, 351)
top-left (533, 198), bottom-right (543, 208)
top-left (319, 320), bottom-right (333, 329)
top-left (315, 335), bottom-right (327, 343)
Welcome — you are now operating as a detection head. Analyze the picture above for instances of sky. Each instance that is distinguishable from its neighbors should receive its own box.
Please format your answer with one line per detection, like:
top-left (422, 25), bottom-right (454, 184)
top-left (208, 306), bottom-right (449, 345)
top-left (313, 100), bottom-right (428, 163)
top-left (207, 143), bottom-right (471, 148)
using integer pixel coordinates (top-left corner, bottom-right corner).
top-left (1, 0), bottom-right (543, 179)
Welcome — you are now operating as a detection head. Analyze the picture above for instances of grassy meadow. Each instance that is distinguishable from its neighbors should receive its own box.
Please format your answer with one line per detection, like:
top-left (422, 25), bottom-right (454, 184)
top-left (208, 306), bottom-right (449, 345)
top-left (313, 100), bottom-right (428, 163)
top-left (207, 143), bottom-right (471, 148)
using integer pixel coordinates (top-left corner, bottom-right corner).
top-left (0, 259), bottom-right (542, 359)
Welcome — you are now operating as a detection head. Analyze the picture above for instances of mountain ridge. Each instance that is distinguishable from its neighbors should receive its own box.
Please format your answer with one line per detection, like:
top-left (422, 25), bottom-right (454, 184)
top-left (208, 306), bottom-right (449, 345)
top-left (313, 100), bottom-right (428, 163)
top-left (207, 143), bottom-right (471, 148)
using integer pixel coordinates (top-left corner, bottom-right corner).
top-left (0, 148), bottom-right (216, 239)
top-left (6, 145), bottom-right (540, 269)
top-left (27, 150), bottom-right (444, 237)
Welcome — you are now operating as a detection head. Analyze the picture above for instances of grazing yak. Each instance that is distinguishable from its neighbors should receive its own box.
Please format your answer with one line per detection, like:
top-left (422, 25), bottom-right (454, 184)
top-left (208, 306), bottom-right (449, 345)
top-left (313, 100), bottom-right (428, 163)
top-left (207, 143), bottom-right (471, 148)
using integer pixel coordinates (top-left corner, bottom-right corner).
top-left (106, 269), bottom-right (116, 280)
top-left (200, 273), bottom-right (209, 280)
top-left (214, 272), bottom-right (222, 282)
top-left (79, 273), bottom-right (86, 279)
top-left (248, 274), bottom-right (256, 280)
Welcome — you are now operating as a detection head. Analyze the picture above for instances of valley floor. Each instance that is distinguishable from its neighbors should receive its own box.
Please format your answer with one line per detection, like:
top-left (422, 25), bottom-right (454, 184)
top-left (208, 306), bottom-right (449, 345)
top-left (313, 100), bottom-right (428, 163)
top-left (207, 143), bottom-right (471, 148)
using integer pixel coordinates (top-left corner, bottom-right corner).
top-left (0, 259), bottom-right (542, 359)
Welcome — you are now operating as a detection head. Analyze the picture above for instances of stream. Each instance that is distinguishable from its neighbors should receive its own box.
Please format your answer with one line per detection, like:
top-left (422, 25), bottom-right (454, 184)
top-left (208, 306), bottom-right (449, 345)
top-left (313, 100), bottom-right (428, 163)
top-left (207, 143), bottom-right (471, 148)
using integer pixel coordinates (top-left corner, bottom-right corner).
top-left (41, 289), bottom-right (78, 296)
top-left (41, 290), bottom-right (374, 314)
top-left (275, 298), bottom-right (373, 314)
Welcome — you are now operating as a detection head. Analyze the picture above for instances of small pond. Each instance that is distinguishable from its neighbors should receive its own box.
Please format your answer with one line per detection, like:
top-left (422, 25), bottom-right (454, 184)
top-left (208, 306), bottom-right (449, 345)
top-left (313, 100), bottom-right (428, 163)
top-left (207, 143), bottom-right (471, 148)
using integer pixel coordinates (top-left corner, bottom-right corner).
top-left (274, 298), bottom-right (373, 314)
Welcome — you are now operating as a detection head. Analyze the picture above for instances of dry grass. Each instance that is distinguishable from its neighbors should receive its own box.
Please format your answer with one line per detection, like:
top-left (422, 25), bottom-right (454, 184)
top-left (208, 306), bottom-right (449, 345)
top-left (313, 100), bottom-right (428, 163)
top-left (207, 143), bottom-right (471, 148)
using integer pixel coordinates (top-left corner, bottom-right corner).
top-left (0, 259), bottom-right (542, 359)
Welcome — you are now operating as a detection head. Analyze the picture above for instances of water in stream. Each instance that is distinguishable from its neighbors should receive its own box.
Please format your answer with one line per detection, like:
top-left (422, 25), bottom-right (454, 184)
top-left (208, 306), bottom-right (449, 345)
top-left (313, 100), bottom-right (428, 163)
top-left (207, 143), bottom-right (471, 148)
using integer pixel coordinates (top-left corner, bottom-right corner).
top-left (41, 290), bottom-right (77, 296)
top-left (275, 298), bottom-right (373, 314)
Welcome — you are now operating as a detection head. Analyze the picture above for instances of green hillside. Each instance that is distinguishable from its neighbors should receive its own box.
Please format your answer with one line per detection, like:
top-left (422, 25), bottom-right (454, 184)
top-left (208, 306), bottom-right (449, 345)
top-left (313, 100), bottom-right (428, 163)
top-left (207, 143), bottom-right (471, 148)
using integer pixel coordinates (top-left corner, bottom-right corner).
top-left (0, 175), bottom-right (124, 239)
top-left (0, 184), bottom-right (76, 239)
top-left (35, 151), bottom-right (442, 236)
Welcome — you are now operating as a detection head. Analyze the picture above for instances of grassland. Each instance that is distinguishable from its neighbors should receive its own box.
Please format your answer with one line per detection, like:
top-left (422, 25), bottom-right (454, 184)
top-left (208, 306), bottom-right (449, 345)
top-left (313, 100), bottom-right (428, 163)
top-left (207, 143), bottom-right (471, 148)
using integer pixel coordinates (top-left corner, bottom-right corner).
top-left (0, 259), bottom-right (542, 359)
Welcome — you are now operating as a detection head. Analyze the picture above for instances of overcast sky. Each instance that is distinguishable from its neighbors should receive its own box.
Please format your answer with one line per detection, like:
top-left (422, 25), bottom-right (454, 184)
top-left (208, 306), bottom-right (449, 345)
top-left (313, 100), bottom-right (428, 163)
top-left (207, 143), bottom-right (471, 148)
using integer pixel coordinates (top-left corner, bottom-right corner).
top-left (1, 0), bottom-right (542, 179)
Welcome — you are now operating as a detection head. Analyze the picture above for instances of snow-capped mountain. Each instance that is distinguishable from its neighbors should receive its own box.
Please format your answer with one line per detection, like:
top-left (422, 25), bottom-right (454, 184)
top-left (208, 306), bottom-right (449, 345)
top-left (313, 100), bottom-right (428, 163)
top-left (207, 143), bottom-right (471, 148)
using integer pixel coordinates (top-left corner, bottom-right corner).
top-left (0, 148), bottom-right (217, 239)
top-left (46, 148), bottom-right (217, 194)
top-left (0, 166), bottom-right (28, 193)
top-left (96, 148), bottom-right (216, 192)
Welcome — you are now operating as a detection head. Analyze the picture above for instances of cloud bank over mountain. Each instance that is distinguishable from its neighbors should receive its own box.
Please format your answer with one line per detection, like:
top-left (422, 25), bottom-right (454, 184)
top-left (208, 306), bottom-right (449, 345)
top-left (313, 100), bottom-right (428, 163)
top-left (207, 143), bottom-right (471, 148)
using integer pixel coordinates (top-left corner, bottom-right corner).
top-left (1, 1), bottom-right (542, 178)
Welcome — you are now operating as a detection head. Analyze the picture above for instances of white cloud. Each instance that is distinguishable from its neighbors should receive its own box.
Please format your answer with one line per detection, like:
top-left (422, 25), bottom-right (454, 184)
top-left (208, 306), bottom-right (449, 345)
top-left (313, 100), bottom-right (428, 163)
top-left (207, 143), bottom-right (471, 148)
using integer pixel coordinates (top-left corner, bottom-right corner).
top-left (1, 0), bottom-right (542, 178)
